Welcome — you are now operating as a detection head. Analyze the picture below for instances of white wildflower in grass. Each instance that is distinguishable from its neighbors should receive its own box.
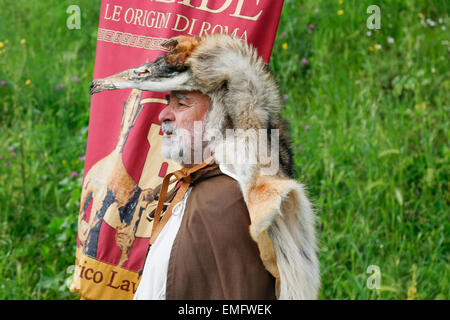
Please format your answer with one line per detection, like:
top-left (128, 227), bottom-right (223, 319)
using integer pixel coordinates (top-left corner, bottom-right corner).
top-left (375, 44), bottom-right (382, 50)
top-left (426, 19), bottom-right (436, 27)
top-left (367, 31), bottom-right (372, 37)
top-left (387, 36), bottom-right (395, 44)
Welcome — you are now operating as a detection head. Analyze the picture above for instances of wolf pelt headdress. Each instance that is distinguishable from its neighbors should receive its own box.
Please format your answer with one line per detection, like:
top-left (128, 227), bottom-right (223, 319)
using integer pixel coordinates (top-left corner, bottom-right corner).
top-left (90, 34), bottom-right (320, 299)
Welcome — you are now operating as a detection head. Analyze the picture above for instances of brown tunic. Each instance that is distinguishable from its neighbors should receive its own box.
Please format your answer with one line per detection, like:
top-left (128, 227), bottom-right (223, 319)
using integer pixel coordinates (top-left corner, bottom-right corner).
top-left (166, 168), bottom-right (276, 299)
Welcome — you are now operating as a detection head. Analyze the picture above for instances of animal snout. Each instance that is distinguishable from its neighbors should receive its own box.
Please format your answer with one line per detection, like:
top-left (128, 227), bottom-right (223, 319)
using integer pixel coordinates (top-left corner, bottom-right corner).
top-left (89, 80), bottom-right (100, 95)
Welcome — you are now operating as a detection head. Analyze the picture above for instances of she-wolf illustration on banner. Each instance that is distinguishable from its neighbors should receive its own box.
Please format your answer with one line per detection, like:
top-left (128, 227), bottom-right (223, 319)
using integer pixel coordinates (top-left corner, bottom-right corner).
top-left (71, 0), bottom-right (284, 300)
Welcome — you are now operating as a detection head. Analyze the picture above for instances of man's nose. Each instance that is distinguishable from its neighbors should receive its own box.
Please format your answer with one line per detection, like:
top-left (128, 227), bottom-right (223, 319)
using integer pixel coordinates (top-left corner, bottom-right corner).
top-left (158, 104), bottom-right (175, 123)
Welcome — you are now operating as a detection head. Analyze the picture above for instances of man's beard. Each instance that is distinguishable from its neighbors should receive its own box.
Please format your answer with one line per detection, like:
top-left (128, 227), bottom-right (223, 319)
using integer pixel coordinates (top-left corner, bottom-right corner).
top-left (161, 122), bottom-right (184, 161)
top-left (161, 121), bottom-right (210, 166)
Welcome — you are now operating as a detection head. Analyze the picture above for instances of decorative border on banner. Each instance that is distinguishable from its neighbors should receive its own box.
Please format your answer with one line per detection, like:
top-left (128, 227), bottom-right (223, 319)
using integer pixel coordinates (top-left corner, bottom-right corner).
top-left (97, 28), bottom-right (169, 51)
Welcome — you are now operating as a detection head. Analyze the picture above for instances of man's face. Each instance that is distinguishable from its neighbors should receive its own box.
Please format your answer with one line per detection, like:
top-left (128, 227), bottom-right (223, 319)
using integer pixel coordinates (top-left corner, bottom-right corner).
top-left (158, 90), bottom-right (211, 166)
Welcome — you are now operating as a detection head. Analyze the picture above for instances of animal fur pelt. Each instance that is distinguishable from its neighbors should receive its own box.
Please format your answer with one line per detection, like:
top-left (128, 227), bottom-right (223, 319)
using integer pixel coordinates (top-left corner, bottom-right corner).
top-left (90, 34), bottom-right (320, 299)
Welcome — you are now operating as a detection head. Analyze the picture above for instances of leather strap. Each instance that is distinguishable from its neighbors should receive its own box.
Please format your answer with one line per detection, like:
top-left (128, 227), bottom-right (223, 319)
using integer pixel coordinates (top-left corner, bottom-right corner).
top-left (149, 156), bottom-right (217, 246)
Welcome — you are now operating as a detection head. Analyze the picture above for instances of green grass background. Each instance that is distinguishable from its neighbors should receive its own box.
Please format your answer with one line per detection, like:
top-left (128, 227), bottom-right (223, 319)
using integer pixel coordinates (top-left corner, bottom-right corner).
top-left (0, 0), bottom-right (448, 299)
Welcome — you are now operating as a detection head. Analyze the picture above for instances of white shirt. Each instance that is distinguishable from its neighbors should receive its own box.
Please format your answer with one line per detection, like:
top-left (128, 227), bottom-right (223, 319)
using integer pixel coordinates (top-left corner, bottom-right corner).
top-left (133, 187), bottom-right (192, 300)
top-left (133, 164), bottom-right (237, 300)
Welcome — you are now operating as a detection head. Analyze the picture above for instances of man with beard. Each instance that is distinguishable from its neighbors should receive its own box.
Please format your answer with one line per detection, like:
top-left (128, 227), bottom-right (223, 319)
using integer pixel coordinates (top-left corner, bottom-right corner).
top-left (90, 34), bottom-right (320, 300)
top-left (133, 89), bottom-right (277, 299)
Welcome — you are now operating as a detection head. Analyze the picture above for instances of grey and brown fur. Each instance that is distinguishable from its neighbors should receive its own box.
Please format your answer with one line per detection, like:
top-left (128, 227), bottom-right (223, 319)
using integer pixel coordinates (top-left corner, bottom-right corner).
top-left (90, 34), bottom-right (320, 299)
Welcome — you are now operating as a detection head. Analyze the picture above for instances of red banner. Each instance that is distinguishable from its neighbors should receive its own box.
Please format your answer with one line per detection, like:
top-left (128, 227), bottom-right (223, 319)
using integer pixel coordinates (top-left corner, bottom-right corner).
top-left (71, 0), bottom-right (284, 300)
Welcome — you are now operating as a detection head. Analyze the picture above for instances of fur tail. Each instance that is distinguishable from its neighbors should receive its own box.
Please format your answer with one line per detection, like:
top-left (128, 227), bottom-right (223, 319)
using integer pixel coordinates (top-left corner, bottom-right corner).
top-left (247, 176), bottom-right (320, 299)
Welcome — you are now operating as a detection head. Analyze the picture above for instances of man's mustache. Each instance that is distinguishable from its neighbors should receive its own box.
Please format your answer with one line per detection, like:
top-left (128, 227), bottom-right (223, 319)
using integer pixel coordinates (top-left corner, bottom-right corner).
top-left (161, 121), bottom-right (177, 135)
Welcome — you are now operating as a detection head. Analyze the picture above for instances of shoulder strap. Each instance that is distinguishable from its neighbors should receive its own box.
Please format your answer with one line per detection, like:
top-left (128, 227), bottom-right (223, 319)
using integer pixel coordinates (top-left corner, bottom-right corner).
top-left (148, 156), bottom-right (217, 246)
